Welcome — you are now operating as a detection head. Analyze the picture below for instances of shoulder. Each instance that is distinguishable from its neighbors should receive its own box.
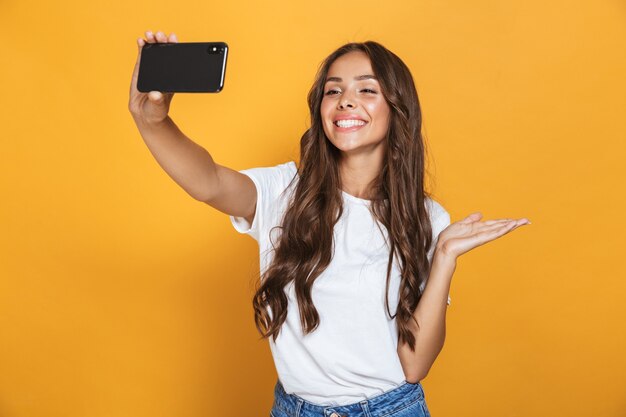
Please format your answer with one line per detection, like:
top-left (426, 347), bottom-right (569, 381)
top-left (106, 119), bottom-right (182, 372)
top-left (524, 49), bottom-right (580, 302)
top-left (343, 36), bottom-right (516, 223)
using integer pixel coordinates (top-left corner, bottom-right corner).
top-left (275, 160), bottom-right (298, 188)
top-left (240, 160), bottom-right (297, 183)
top-left (237, 160), bottom-right (298, 201)
top-left (280, 160), bottom-right (298, 178)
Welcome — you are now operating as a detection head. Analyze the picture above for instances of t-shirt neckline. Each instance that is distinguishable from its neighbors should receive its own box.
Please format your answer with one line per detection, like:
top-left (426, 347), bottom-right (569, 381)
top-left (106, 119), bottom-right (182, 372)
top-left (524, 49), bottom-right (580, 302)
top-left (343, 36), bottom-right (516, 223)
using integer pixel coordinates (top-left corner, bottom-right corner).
top-left (341, 190), bottom-right (371, 205)
top-left (341, 190), bottom-right (390, 205)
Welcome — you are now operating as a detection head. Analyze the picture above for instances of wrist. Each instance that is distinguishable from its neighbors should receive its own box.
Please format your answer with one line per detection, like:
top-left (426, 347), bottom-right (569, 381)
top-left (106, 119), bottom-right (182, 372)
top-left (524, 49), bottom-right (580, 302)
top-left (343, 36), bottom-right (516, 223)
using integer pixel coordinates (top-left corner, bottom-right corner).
top-left (433, 245), bottom-right (457, 266)
top-left (133, 114), bottom-right (171, 130)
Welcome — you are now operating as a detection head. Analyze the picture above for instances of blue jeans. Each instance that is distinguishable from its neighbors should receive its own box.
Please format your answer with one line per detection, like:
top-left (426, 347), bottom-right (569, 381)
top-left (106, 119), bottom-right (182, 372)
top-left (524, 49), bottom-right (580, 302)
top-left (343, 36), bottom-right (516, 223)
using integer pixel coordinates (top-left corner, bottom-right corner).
top-left (270, 379), bottom-right (431, 417)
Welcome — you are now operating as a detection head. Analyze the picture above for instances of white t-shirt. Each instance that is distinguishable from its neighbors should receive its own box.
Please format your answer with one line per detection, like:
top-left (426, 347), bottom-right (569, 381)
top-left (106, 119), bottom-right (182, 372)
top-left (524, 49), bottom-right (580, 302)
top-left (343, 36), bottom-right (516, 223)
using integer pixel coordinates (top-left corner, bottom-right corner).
top-left (230, 160), bottom-right (451, 406)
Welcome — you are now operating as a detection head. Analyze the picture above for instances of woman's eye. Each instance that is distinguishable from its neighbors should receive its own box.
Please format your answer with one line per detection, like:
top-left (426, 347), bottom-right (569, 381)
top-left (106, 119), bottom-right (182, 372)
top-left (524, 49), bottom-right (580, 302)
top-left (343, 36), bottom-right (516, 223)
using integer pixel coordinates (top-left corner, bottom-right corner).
top-left (324, 88), bottom-right (376, 95)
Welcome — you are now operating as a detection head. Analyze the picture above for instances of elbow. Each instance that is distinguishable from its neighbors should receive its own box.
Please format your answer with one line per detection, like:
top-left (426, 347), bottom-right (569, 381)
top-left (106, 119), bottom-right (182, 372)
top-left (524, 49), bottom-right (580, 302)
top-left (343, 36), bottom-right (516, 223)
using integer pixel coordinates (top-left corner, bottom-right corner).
top-left (405, 376), bottom-right (420, 384)
top-left (406, 368), bottom-right (429, 384)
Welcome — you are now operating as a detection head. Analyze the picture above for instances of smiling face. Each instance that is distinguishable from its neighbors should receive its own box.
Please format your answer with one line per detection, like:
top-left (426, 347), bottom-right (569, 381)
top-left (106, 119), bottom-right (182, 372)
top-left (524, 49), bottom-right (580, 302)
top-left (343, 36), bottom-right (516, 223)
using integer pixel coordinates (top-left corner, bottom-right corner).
top-left (320, 51), bottom-right (391, 160)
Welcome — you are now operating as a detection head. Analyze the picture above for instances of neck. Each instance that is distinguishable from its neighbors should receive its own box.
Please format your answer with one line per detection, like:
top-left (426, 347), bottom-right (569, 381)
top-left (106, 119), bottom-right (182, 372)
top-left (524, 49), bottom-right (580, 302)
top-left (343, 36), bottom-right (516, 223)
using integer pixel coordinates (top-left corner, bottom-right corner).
top-left (339, 153), bottom-right (384, 200)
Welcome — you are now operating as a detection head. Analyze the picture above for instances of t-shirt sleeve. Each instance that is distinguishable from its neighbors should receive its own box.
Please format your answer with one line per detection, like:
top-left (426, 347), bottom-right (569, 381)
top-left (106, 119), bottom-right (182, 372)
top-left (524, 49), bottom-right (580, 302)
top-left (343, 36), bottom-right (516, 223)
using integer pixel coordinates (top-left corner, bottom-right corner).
top-left (229, 161), bottom-right (296, 243)
top-left (424, 199), bottom-right (453, 305)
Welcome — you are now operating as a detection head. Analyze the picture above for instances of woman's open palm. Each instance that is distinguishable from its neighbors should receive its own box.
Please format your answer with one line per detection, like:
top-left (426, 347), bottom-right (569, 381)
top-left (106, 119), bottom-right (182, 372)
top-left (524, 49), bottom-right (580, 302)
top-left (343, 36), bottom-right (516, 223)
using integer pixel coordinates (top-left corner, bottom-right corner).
top-left (436, 212), bottom-right (530, 259)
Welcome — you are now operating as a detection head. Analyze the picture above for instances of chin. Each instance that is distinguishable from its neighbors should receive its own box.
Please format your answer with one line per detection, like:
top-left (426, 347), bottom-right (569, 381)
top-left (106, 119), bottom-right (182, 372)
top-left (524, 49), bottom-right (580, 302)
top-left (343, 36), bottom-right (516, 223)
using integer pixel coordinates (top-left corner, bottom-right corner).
top-left (328, 139), bottom-right (362, 153)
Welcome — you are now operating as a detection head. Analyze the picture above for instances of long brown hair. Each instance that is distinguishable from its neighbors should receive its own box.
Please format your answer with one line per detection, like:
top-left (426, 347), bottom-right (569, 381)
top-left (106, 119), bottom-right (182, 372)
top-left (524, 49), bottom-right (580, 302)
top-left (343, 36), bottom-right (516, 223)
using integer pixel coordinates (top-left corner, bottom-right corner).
top-left (252, 41), bottom-right (434, 351)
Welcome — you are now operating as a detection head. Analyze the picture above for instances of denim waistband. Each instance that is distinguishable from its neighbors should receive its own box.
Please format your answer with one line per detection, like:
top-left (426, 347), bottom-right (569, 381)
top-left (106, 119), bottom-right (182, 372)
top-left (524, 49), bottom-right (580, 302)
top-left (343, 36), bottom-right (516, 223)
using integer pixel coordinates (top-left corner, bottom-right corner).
top-left (272, 379), bottom-right (425, 417)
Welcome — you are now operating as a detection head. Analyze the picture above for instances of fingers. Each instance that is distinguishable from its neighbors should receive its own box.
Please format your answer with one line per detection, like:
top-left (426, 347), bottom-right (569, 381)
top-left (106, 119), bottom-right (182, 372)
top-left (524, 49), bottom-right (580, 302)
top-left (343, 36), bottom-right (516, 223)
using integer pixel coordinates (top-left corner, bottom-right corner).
top-left (487, 219), bottom-right (530, 230)
top-left (463, 219), bottom-right (530, 248)
top-left (496, 220), bottom-right (520, 235)
top-left (133, 30), bottom-right (178, 97)
top-left (466, 222), bottom-right (515, 247)
top-left (483, 219), bottom-right (527, 238)
top-left (145, 30), bottom-right (177, 43)
top-left (480, 220), bottom-right (515, 232)
top-left (131, 37), bottom-right (145, 94)
top-left (138, 30), bottom-right (177, 52)
top-left (468, 217), bottom-right (531, 226)
top-left (483, 219), bottom-right (516, 226)
top-left (496, 218), bottom-right (530, 227)
top-left (145, 30), bottom-right (155, 43)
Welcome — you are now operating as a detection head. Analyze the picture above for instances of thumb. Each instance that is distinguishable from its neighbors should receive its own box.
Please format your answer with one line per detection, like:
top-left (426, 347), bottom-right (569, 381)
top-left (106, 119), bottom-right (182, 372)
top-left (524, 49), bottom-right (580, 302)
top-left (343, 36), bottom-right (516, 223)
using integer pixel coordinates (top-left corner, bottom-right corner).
top-left (148, 91), bottom-right (164, 102)
top-left (460, 212), bottom-right (482, 224)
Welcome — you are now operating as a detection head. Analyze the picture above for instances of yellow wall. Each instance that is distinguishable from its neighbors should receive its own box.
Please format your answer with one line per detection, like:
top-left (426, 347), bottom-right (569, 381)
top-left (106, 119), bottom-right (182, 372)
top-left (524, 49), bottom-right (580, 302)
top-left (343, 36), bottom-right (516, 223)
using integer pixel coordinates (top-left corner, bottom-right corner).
top-left (1, 0), bottom-right (625, 416)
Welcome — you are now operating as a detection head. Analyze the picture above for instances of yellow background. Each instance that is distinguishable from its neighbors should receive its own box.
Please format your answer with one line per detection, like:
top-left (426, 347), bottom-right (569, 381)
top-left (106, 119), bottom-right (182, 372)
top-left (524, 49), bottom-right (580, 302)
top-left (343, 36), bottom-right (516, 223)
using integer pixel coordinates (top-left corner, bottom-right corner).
top-left (1, 0), bottom-right (625, 416)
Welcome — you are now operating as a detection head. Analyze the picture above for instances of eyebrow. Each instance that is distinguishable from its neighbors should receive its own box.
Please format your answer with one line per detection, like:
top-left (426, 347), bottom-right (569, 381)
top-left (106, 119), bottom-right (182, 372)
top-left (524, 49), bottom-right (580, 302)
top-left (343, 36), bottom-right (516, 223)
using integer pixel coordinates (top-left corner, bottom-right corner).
top-left (325, 74), bottom-right (378, 83)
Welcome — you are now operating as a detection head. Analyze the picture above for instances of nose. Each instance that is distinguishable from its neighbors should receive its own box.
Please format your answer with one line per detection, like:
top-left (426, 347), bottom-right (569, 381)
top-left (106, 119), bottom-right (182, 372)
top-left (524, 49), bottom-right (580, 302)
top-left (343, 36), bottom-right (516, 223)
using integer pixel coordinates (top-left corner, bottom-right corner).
top-left (337, 93), bottom-right (356, 109)
top-left (338, 100), bottom-right (354, 109)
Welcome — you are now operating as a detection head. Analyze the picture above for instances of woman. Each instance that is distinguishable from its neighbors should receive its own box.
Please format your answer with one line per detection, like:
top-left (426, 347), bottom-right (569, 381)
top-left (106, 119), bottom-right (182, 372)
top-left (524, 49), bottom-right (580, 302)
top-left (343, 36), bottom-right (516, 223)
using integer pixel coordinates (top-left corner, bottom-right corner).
top-left (129, 30), bottom-right (530, 417)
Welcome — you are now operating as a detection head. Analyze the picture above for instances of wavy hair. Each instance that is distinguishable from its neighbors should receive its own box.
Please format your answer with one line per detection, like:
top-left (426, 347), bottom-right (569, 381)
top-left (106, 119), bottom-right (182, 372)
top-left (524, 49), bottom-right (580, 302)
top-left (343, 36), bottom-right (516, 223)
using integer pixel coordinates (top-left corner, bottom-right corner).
top-left (252, 41), bottom-right (434, 351)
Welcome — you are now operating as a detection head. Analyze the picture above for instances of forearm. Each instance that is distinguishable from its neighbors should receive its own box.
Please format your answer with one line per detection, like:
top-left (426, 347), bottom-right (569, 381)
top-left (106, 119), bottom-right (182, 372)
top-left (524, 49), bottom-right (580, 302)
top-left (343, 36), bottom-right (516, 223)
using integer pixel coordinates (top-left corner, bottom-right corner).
top-left (398, 250), bottom-right (457, 382)
top-left (133, 115), bottom-right (219, 201)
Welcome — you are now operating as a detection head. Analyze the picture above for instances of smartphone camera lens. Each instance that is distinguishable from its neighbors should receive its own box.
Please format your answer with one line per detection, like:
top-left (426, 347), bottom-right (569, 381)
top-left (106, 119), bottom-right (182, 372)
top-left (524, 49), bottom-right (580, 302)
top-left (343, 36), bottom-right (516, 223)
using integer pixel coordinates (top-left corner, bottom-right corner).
top-left (207, 45), bottom-right (225, 55)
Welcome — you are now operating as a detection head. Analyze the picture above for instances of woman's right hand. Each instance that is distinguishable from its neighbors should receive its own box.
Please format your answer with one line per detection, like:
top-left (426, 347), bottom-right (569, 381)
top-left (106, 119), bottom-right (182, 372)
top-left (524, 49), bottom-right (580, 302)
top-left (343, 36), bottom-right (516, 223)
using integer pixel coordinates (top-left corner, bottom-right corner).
top-left (128, 30), bottom-right (178, 125)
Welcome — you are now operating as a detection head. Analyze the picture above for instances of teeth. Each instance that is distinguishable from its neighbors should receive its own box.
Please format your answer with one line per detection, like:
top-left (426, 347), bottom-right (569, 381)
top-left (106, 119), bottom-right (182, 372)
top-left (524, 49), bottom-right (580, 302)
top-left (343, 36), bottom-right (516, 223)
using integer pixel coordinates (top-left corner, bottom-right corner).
top-left (335, 119), bottom-right (366, 128)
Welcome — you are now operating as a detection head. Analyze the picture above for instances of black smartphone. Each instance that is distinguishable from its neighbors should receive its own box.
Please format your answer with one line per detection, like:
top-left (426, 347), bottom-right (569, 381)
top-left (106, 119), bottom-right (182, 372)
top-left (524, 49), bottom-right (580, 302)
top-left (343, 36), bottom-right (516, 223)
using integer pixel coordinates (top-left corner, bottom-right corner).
top-left (137, 42), bottom-right (228, 93)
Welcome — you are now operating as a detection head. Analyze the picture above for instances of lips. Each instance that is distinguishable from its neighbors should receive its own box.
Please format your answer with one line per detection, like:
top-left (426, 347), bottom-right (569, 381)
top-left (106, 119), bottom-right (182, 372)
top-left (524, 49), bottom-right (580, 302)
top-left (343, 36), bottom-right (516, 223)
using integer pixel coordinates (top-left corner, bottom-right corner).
top-left (333, 116), bottom-right (368, 130)
top-left (334, 120), bottom-right (366, 128)
top-left (333, 121), bottom-right (368, 133)
top-left (333, 114), bottom-right (367, 123)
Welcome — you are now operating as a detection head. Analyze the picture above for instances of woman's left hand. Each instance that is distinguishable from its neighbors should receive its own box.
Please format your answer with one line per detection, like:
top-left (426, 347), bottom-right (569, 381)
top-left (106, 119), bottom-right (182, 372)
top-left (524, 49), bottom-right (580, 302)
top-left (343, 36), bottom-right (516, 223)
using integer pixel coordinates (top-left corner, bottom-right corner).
top-left (435, 212), bottom-right (530, 259)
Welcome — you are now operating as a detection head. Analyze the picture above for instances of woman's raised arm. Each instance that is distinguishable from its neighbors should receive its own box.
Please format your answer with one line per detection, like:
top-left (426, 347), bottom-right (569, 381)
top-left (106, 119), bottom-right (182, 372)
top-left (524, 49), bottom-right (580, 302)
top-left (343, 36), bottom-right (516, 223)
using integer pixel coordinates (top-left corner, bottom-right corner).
top-left (128, 30), bottom-right (257, 225)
